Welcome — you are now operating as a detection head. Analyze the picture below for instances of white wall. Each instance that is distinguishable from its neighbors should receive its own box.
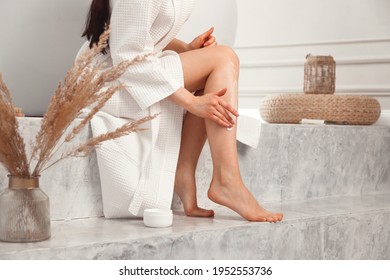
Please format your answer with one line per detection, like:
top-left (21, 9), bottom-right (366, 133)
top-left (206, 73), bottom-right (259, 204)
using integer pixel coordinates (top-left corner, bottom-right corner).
top-left (178, 0), bottom-right (237, 47)
top-left (0, 0), bottom-right (90, 116)
top-left (0, 0), bottom-right (236, 117)
top-left (2, 0), bottom-right (389, 115)
top-left (234, 0), bottom-right (390, 111)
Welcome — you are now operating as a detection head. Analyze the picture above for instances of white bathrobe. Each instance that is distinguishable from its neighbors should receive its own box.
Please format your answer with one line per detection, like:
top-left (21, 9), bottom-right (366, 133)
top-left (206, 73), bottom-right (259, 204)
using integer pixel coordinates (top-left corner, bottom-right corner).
top-left (77, 0), bottom-right (195, 218)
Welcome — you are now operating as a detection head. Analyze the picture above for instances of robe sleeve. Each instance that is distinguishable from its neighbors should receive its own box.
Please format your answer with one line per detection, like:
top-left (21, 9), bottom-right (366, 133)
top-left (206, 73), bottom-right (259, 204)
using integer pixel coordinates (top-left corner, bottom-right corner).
top-left (109, 0), bottom-right (182, 110)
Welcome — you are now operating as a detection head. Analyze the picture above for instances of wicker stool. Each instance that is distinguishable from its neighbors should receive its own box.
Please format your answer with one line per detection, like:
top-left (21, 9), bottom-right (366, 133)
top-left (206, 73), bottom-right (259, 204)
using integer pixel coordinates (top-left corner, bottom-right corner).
top-left (260, 94), bottom-right (381, 125)
top-left (260, 54), bottom-right (381, 125)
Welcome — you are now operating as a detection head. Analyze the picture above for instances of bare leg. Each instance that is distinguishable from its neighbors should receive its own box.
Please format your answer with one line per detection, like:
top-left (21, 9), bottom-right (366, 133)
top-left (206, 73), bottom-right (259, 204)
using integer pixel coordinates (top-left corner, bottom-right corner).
top-left (178, 46), bottom-right (283, 222)
top-left (174, 91), bottom-right (214, 217)
top-left (203, 58), bottom-right (281, 222)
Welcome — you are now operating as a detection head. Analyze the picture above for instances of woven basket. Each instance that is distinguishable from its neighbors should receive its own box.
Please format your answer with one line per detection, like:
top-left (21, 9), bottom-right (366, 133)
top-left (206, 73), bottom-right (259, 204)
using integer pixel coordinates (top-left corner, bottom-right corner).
top-left (260, 94), bottom-right (381, 125)
top-left (304, 55), bottom-right (336, 94)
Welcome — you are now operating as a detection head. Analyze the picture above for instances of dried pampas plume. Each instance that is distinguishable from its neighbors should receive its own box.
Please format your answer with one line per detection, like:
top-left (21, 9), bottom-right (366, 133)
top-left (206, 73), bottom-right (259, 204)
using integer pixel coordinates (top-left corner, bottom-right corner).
top-left (0, 28), bottom-right (155, 178)
top-left (0, 73), bottom-right (30, 177)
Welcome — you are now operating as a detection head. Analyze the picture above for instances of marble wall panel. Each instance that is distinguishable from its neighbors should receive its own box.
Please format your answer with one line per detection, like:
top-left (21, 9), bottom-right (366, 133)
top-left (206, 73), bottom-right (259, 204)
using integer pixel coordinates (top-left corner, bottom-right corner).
top-left (0, 118), bottom-right (103, 220)
top-left (2, 118), bottom-right (389, 219)
top-left (174, 124), bottom-right (390, 210)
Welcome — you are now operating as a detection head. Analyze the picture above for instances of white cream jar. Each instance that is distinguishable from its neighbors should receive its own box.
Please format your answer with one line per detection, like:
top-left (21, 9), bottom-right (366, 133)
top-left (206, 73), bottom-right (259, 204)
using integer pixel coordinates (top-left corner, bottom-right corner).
top-left (143, 209), bottom-right (173, 228)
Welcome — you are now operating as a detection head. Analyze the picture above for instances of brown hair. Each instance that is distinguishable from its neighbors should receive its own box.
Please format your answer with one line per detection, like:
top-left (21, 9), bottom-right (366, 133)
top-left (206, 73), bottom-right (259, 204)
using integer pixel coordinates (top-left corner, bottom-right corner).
top-left (82, 0), bottom-right (111, 52)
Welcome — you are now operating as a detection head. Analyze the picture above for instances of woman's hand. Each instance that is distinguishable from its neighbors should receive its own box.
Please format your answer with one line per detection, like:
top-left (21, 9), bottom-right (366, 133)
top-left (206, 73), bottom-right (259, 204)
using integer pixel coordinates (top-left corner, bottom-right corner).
top-left (189, 27), bottom-right (217, 50)
top-left (164, 28), bottom-right (217, 53)
top-left (187, 89), bottom-right (239, 128)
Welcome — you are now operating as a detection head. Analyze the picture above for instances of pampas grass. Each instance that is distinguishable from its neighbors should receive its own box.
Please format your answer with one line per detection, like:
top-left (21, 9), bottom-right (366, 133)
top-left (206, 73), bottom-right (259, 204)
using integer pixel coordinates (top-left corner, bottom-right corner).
top-left (0, 74), bottom-right (30, 177)
top-left (0, 28), bottom-right (155, 178)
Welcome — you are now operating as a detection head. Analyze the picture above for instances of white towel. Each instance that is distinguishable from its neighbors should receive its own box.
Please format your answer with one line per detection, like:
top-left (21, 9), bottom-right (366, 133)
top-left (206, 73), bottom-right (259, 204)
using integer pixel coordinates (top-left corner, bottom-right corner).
top-left (236, 109), bottom-right (263, 149)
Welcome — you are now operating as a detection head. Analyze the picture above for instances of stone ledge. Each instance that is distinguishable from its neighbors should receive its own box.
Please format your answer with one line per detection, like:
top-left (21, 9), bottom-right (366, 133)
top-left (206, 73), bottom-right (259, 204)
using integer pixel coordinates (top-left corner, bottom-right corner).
top-left (177, 123), bottom-right (390, 211)
top-left (1, 118), bottom-right (389, 220)
top-left (0, 194), bottom-right (389, 260)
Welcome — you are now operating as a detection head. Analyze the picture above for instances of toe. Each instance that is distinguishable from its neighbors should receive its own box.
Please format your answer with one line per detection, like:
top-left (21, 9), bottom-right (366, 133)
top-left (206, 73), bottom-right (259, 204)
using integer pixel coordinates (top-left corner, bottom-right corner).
top-left (185, 207), bottom-right (215, 218)
top-left (267, 214), bottom-right (278, 223)
top-left (201, 209), bottom-right (215, 217)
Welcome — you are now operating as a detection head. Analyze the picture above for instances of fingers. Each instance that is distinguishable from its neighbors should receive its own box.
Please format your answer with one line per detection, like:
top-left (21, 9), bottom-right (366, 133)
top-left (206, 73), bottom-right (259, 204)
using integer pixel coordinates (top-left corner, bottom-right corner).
top-left (201, 27), bottom-right (214, 40)
top-left (219, 99), bottom-right (239, 117)
top-left (216, 104), bottom-right (235, 126)
top-left (201, 28), bottom-right (217, 48)
top-left (192, 88), bottom-right (238, 128)
top-left (203, 36), bottom-right (217, 47)
top-left (211, 114), bottom-right (231, 128)
top-left (191, 27), bottom-right (216, 50)
top-left (207, 101), bottom-right (234, 128)
top-left (214, 89), bottom-right (239, 117)
top-left (210, 89), bottom-right (238, 127)
top-left (205, 41), bottom-right (217, 48)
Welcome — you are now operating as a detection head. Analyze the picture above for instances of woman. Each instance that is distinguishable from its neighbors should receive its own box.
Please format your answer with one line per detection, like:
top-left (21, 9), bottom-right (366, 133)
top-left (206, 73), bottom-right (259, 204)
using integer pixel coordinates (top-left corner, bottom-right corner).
top-left (80, 0), bottom-right (283, 222)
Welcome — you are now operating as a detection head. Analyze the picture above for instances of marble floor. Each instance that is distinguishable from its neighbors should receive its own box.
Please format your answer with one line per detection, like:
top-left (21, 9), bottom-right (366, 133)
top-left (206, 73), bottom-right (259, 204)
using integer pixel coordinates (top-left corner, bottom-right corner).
top-left (1, 193), bottom-right (389, 260)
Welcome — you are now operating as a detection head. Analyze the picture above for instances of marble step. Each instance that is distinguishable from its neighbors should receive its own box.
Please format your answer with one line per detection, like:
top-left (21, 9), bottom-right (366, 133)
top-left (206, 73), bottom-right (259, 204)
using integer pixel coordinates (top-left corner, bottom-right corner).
top-left (1, 193), bottom-right (389, 260)
top-left (183, 123), bottom-right (390, 211)
top-left (0, 118), bottom-right (389, 220)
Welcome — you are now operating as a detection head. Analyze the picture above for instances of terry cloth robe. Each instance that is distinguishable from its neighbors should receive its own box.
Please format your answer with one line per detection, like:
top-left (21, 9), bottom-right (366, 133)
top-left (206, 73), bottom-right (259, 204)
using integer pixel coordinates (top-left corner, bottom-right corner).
top-left (77, 0), bottom-right (195, 218)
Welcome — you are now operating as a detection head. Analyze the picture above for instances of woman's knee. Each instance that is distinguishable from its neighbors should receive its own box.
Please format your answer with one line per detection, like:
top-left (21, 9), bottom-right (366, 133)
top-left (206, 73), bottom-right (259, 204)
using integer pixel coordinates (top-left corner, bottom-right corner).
top-left (214, 45), bottom-right (240, 70)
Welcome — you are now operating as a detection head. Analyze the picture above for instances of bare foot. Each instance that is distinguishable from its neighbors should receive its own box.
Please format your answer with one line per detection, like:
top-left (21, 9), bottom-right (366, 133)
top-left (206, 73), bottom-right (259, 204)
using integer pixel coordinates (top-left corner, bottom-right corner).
top-left (208, 180), bottom-right (283, 222)
top-left (174, 172), bottom-right (214, 218)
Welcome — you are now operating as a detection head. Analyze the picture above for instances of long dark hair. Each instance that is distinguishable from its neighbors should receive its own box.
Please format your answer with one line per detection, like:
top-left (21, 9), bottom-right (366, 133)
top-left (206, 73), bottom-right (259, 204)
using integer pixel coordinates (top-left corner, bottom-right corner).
top-left (82, 0), bottom-right (111, 51)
